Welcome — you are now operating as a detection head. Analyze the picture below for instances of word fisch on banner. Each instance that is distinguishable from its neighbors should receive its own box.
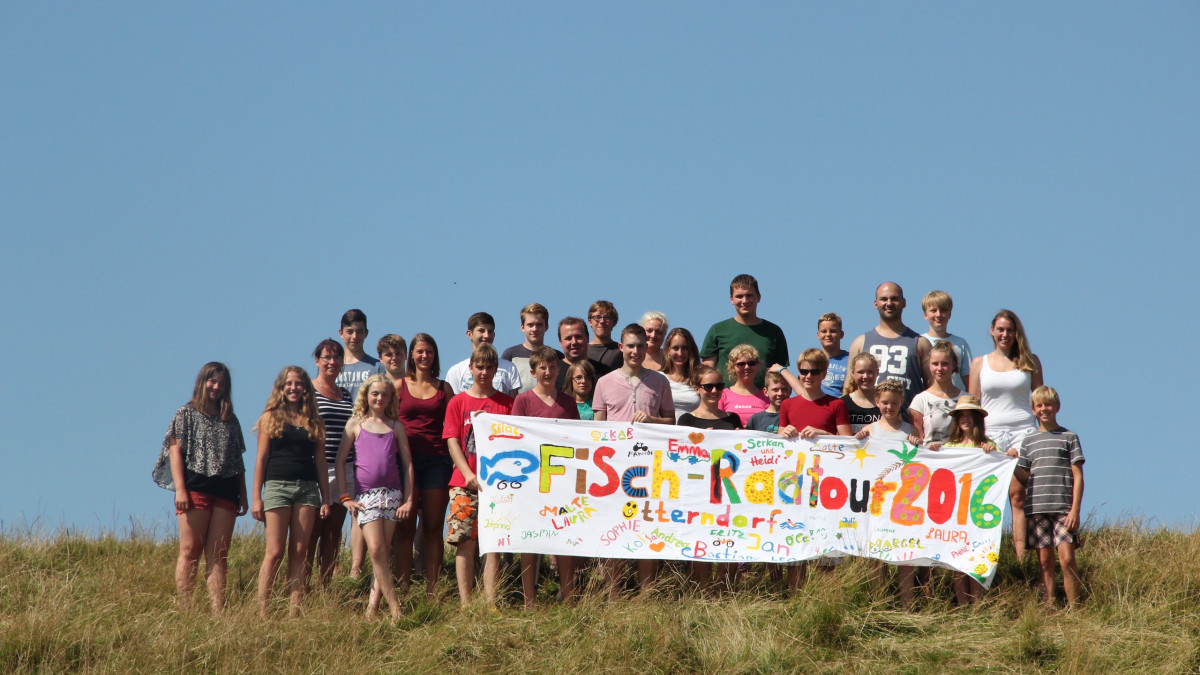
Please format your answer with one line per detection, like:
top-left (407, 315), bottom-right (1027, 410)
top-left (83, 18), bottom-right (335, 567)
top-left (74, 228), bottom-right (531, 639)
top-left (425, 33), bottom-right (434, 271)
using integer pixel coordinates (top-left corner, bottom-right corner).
top-left (474, 414), bottom-right (1015, 587)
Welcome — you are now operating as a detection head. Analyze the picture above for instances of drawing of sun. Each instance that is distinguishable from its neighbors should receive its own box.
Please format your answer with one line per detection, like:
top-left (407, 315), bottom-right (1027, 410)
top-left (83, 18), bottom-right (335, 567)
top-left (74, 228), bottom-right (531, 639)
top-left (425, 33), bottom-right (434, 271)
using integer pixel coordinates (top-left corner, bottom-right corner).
top-left (852, 445), bottom-right (876, 469)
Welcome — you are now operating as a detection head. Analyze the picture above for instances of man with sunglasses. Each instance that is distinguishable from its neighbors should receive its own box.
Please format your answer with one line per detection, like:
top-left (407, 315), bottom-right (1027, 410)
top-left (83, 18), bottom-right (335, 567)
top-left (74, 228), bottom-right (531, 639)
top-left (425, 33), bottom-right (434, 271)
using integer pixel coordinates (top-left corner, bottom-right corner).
top-left (847, 281), bottom-right (932, 412)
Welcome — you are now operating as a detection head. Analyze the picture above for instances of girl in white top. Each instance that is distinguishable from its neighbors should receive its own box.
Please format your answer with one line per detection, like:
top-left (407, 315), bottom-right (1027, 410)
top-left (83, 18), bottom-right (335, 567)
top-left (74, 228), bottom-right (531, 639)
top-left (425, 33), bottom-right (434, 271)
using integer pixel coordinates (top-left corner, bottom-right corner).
top-left (661, 327), bottom-right (702, 420)
top-left (640, 311), bottom-right (668, 372)
top-left (969, 309), bottom-right (1043, 559)
top-left (909, 341), bottom-right (964, 444)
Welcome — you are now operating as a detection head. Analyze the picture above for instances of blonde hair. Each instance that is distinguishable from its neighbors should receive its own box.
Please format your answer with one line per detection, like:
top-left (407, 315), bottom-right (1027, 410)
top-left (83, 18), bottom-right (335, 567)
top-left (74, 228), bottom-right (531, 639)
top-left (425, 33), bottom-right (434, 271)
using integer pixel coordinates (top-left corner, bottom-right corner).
top-left (817, 312), bottom-right (842, 330)
top-left (992, 309), bottom-right (1037, 373)
top-left (922, 290), bottom-right (953, 312)
top-left (694, 364), bottom-right (721, 386)
top-left (640, 311), bottom-right (668, 332)
top-left (763, 370), bottom-right (786, 388)
top-left (843, 353), bottom-right (879, 395)
top-left (797, 348), bottom-right (829, 371)
top-left (875, 378), bottom-right (906, 399)
top-left (725, 344), bottom-right (761, 382)
top-left (255, 366), bottom-right (325, 443)
top-left (929, 340), bottom-right (959, 372)
top-left (353, 374), bottom-right (398, 420)
top-left (1030, 385), bottom-right (1060, 409)
top-left (470, 343), bottom-right (499, 369)
top-left (520, 302), bottom-right (549, 324)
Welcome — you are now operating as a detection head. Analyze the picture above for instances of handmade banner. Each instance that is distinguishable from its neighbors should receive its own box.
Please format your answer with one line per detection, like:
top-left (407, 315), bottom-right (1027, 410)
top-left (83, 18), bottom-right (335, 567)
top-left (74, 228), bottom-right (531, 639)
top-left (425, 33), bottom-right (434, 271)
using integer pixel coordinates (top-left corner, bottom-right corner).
top-left (475, 414), bottom-right (1016, 587)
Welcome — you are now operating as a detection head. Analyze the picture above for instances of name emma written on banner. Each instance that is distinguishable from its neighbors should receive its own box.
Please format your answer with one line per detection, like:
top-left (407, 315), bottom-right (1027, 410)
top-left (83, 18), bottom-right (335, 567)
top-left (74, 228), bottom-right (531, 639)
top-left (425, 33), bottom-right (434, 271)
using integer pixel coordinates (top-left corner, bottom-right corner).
top-left (474, 414), bottom-right (1016, 586)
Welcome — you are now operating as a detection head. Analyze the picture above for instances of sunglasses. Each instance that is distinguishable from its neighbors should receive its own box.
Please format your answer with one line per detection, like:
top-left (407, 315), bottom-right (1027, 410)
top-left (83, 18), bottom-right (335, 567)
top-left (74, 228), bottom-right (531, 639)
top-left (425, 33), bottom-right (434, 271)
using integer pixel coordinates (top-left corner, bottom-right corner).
top-left (798, 367), bottom-right (825, 376)
top-left (699, 381), bottom-right (726, 392)
top-left (735, 360), bottom-right (759, 368)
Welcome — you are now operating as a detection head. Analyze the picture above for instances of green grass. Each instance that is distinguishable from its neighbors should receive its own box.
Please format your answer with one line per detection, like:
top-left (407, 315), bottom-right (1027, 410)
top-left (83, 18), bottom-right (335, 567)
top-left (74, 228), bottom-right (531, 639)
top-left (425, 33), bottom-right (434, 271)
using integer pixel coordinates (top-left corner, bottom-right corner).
top-left (1, 524), bottom-right (1198, 673)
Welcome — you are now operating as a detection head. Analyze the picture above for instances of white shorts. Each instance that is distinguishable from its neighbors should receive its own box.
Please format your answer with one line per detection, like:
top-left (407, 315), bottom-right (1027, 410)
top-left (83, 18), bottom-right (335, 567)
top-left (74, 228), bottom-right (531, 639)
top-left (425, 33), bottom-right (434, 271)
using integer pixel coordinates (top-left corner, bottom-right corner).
top-left (355, 487), bottom-right (404, 525)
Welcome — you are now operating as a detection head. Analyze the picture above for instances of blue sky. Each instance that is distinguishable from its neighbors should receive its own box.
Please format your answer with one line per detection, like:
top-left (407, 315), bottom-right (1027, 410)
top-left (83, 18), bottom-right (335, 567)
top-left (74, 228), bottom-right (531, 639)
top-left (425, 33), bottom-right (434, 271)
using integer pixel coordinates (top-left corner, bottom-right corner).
top-left (2, 3), bottom-right (1196, 534)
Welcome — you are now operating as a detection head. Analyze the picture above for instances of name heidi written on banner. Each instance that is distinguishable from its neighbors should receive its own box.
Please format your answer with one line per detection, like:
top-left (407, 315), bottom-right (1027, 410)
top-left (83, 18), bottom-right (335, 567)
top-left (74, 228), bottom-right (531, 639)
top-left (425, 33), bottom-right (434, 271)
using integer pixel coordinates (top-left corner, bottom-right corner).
top-left (475, 414), bottom-right (1015, 586)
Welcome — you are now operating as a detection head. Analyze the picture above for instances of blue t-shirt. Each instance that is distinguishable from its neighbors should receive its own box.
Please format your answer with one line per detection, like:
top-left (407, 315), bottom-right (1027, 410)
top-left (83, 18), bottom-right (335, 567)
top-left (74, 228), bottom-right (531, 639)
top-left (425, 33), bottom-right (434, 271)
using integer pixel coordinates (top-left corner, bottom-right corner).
top-left (821, 351), bottom-right (849, 397)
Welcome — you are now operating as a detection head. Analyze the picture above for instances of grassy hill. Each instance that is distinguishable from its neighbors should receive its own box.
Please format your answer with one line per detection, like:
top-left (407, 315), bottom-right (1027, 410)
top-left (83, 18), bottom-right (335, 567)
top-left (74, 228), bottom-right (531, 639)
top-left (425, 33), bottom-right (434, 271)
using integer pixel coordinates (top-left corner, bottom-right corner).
top-left (2, 523), bottom-right (1198, 673)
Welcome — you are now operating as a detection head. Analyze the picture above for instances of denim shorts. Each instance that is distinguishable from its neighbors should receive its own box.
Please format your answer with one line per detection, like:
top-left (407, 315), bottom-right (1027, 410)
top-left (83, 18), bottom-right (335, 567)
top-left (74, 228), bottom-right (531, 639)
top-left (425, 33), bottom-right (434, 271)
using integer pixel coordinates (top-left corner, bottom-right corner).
top-left (262, 479), bottom-right (322, 511)
top-left (412, 454), bottom-right (454, 491)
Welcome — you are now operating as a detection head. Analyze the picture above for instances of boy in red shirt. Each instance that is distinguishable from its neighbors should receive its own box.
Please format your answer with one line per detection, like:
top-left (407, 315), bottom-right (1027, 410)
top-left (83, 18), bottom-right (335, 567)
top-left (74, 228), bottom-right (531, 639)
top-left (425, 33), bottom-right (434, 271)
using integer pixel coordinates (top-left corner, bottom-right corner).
top-left (443, 344), bottom-right (513, 606)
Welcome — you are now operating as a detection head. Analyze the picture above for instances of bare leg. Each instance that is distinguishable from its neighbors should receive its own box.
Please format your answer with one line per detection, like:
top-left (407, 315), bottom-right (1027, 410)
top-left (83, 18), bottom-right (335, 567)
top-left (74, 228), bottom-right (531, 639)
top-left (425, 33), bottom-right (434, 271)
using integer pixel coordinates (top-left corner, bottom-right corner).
top-left (454, 540), bottom-right (476, 605)
top-left (897, 565), bottom-right (916, 608)
top-left (310, 503), bottom-right (347, 587)
top-left (203, 507), bottom-right (238, 615)
top-left (482, 552), bottom-right (500, 606)
top-left (393, 513), bottom-right (416, 596)
top-left (420, 488), bottom-right (449, 601)
top-left (362, 518), bottom-right (401, 618)
top-left (1058, 542), bottom-right (1081, 607)
top-left (1010, 476), bottom-right (1027, 558)
top-left (520, 553), bottom-right (539, 609)
top-left (602, 558), bottom-right (624, 601)
top-left (1037, 547), bottom-right (1057, 609)
top-left (257, 507), bottom-right (291, 616)
top-left (953, 573), bottom-right (970, 606)
top-left (557, 555), bottom-right (579, 604)
top-left (175, 508), bottom-right (212, 609)
top-left (350, 517), bottom-right (366, 577)
top-left (691, 562), bottom-right (713, 592)
top-left (636, 559), bottom-right (658, 594)
top-left (287, 505), bottom-right (318, 616)
top-left (787, 563), bottom-right (808, 593)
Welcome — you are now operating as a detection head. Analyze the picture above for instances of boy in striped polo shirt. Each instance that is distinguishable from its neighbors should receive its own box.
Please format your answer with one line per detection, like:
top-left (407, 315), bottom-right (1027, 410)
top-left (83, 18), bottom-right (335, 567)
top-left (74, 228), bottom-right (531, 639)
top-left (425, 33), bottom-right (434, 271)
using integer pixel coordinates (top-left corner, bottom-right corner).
top-left (1015, 386), bottom-right (1085, 609)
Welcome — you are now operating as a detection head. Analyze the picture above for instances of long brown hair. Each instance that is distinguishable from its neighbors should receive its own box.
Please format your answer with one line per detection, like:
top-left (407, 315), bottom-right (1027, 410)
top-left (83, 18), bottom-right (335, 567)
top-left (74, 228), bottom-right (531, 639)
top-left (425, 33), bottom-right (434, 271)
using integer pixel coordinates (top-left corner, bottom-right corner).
top-left (189, 362), bottom-right (235, 422)
top-left (254, 366), bottom-right (325, 443)
top-left (661, 327), bottom-right (700, 386)
top-left (948, 410), bottom-right (987, 446)
top-left (991, 309), bottom-right (1037, 374)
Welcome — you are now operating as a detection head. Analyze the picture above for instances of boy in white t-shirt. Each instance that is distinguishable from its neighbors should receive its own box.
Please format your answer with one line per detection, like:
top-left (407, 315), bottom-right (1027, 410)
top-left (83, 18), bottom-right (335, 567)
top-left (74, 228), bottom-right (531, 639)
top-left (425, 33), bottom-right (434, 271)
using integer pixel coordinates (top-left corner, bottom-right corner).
top-left (445, 312), bottom-right (522, 396)
top-left (921, 290), bottom-right (972, 391)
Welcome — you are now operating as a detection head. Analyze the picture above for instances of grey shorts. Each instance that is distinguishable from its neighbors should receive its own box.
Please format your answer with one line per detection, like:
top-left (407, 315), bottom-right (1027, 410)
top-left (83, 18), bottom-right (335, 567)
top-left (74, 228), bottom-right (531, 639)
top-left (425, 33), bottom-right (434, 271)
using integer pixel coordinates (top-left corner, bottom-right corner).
top-left (262, 479), bottom-right (322, 511)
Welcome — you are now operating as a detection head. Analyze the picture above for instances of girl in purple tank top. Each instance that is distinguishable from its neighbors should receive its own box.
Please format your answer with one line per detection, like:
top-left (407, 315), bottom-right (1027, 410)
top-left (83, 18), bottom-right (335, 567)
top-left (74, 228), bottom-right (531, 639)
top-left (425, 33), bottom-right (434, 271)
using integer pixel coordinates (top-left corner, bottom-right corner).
top-left (336, 374), bottom-right (414, 620)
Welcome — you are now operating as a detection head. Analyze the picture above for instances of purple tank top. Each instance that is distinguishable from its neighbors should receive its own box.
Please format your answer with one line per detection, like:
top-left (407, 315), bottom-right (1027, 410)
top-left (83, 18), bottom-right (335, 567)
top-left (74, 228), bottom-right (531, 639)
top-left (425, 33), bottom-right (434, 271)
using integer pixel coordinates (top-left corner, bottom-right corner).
top-left (353, 427), bottom-right (402, 494)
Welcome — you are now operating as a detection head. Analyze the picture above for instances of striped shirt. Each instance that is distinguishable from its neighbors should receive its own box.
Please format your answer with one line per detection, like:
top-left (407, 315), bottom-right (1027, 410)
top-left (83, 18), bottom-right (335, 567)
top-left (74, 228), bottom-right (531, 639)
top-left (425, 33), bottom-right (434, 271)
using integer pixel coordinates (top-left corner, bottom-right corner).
top-left (1017, 428), bottom-right (1084, 515)
top-left (315, 388), bottom-right (355, 465)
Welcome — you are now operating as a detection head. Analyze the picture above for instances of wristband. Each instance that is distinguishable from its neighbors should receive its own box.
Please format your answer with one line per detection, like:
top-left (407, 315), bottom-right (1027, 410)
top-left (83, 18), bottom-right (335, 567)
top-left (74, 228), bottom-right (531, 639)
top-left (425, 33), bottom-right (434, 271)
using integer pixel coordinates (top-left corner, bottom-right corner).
top-left (339, 494), bottom-right (352, 504)
top-left (778, 367), bottom-right (788, 376)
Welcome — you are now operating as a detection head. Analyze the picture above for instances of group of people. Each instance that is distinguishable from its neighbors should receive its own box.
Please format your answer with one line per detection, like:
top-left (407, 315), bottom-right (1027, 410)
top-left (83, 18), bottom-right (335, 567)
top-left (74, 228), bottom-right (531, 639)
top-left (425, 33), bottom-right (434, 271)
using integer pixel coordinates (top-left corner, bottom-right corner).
top-left (153, 275), bottom-right (1085, 616)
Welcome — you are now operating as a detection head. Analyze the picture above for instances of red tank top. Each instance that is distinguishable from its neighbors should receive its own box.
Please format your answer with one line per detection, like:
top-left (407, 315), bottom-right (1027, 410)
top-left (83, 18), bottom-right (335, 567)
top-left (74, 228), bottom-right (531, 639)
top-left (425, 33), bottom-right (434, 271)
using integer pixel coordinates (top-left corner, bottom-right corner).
top-left (397, 379), bottom-right (449, 457)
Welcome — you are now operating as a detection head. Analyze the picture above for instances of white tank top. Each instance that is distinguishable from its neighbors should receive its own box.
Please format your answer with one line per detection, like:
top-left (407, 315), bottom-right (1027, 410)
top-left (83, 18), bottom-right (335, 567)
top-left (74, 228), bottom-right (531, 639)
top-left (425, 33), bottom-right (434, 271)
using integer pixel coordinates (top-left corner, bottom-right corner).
top-left (979, 355), bottom-right (1036, 429)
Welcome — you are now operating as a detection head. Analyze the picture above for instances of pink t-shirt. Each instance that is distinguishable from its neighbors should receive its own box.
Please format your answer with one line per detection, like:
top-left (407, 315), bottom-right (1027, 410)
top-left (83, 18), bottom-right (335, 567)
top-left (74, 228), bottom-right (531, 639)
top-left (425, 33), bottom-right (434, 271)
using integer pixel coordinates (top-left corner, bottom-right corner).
top-left (593, 369), bottom-right (675, 423)
top-left (719, 388), bottom-right (770, 426)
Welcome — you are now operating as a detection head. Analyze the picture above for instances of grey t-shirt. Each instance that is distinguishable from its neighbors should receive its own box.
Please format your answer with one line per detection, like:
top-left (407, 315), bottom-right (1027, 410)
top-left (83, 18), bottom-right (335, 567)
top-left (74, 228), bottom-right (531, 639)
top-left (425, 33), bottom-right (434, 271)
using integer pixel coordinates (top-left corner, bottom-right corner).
top-left (336, 355), bottom-right (386, 403)
top-left (1017, 428), bottom-right (1085, 516)
top-left (863, 327), bottom-right (924, 408)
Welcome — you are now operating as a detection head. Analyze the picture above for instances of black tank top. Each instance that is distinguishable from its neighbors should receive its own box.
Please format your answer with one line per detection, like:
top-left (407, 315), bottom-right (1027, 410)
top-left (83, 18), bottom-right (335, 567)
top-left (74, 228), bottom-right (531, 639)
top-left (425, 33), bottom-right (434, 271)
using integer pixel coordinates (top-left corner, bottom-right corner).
top-left (265, 424), bottom-right (319, 481)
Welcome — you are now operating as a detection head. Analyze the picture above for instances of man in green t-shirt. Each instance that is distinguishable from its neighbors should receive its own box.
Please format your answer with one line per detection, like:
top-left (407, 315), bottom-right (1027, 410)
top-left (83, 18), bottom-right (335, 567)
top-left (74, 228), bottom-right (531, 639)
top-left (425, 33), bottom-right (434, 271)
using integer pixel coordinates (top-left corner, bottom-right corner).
top-left (700, 274), bottom-right (790, 389)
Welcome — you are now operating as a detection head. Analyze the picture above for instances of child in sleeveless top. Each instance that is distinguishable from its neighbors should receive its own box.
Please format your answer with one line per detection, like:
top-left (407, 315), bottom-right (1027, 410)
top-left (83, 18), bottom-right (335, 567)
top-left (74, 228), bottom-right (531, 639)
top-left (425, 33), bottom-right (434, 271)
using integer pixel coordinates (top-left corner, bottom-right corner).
top-left (336, 375), bottom-right (415, 620)
top-left (942, 396), bottom-right (1002, 606)
top-left (841, 353), bottom-right (881, 434)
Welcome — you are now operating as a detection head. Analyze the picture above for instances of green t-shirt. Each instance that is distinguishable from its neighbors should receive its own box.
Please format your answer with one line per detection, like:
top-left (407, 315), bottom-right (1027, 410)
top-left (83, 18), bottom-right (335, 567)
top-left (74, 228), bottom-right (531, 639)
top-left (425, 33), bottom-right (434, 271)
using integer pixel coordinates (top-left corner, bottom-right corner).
top-left (700, 317), bottom-right (789, 389)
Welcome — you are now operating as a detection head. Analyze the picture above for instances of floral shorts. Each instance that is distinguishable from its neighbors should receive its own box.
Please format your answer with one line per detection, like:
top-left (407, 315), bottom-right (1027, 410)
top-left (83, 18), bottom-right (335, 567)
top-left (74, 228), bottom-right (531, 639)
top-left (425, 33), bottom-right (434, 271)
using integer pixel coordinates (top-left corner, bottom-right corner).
top-left (355, 487), bottom-right (403, 526)
top-left (446, 487), bottom-right (479, 545)
top-left (1026, 513), bottom-right (1079, 550)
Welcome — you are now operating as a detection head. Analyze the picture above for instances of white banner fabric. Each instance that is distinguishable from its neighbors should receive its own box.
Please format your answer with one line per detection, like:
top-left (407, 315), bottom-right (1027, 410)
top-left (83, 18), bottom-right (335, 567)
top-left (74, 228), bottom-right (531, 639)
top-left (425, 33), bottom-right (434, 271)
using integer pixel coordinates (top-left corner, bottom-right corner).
top-left (474, 414), bottom-right (1016, 587)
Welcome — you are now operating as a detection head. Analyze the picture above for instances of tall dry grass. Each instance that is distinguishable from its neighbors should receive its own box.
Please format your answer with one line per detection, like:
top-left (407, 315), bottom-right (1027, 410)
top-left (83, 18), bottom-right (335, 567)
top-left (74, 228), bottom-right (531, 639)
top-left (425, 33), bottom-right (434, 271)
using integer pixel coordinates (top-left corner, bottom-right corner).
top-left (2, 523), bottom-right (1198, 673)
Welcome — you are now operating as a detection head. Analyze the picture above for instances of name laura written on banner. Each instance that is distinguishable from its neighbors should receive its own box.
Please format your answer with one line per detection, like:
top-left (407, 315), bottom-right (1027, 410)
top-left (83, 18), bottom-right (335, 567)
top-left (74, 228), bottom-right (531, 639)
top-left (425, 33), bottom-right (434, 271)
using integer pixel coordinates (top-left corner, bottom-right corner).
top-left (474, 414), bottom-right (1016, 587)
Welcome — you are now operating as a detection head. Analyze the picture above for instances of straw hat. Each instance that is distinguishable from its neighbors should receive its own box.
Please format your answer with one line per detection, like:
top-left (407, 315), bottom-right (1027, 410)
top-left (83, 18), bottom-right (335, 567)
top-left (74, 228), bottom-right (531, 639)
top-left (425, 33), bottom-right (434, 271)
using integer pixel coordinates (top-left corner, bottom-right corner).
top-left (949, 395), bottom-right (988, 417)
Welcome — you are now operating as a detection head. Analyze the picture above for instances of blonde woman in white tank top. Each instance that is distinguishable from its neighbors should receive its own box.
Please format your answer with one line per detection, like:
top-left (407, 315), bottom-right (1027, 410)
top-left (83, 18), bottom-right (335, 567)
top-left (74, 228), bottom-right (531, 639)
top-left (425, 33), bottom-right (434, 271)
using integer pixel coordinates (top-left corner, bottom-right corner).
top-left (969, 309), bottom-right (1043, 558)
